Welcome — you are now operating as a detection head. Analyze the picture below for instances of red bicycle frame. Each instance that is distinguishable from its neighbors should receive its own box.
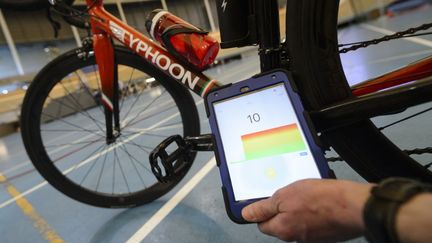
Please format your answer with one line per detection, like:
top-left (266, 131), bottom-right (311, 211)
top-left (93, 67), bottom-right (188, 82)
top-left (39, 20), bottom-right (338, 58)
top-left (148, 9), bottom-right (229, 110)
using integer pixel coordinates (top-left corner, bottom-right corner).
top-left (87, 0), bottom-right (220, 139)
top-left (352, 55), bottom-right (432, 96)
top-left (88, 0), bottom-right (220, 98)
top-left (85, 0), bottom-right (431, 136)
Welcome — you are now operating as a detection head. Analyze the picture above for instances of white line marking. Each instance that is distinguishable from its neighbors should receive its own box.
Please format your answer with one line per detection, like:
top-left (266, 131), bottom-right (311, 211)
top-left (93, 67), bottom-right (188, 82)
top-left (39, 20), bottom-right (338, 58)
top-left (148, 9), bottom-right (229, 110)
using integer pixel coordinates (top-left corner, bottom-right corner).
top-left (126, 157), bottom-right (216, 243)
top-left (1, 132), bottom-right (98, 176)
top-left (0, 113), bottom-right (177, 209)
top-left (1, 96), bottom-right (173, 176)
top-left (122, 124), bottom-right (183, 132)
top-left (62, 113), bottom-right (180, 175)
top-left (0, 100), bottom-right (205, 210)
top-left (360, 24), bottom-right (432, 48)
top-left (0, 181), bottom-right (48, 209)
top-left (0, 132), bottom-right (65, 164)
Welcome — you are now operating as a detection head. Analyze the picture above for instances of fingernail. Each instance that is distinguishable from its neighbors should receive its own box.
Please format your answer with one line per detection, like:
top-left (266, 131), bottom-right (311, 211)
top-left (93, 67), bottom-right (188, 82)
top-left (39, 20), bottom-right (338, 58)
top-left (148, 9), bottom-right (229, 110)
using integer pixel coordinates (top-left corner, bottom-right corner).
top-left (241, 207), bottom-right (250, 220)
top-left (244, 206), bottom-right (255, 221)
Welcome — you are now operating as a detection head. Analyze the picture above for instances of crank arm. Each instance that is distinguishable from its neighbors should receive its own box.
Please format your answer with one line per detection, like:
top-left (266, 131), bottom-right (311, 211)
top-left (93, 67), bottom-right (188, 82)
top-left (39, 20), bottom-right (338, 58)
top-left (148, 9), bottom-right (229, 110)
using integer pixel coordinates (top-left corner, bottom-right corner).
top-left (149, 134), bottom-right (214, 182)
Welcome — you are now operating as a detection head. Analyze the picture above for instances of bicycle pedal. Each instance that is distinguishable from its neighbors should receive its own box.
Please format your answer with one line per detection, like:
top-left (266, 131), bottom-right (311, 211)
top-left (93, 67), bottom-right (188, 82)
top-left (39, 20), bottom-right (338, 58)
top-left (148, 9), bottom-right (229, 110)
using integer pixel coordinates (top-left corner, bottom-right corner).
top-left (149, 135), bottom-right (192, 183)
top-left (149, 134), bottom-right (215, 183)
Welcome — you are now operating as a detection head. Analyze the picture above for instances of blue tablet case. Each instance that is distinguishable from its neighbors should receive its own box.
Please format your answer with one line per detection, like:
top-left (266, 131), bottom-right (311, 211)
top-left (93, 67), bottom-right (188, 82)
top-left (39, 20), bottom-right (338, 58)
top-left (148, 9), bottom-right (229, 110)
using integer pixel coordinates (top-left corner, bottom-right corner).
top-left (205, 69), bottom-right (330, 223)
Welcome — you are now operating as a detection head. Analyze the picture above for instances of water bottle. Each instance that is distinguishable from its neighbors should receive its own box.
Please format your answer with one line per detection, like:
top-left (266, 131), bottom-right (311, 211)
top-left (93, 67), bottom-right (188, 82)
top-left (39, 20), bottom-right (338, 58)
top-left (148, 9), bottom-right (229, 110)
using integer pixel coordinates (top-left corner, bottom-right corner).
top-left (146, 9), bottom-right (220, 70)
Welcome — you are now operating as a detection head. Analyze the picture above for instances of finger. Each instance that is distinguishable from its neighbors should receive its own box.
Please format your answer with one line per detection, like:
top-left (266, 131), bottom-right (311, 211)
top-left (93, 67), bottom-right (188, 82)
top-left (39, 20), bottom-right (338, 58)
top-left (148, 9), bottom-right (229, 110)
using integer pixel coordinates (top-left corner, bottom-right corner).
top-left (242, 197), bottom-right (278, 222)
top-left (257, 215), bottom-right (296, 242)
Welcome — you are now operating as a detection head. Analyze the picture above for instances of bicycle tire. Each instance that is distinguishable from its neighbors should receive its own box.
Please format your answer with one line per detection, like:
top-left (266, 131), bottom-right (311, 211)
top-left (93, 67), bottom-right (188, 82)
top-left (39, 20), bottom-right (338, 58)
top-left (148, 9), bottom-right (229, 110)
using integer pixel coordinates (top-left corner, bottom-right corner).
top-left (0, 0), bottom-right (74, 11)
top-left (284, 0), bottom-right (432, 182)
top-left (21, 46), bottom-right (200, 207)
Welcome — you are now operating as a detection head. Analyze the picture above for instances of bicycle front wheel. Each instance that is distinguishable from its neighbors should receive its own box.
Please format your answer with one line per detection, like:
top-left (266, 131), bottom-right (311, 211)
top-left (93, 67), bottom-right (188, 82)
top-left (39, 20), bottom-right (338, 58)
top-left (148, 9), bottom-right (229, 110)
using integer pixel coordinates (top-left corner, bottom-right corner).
top-left (0, 0), bottom-right (74, 11)
top-left (285, 0), bottom-right (432, 182)
top-left (21, 46), bottom-right (200, 207)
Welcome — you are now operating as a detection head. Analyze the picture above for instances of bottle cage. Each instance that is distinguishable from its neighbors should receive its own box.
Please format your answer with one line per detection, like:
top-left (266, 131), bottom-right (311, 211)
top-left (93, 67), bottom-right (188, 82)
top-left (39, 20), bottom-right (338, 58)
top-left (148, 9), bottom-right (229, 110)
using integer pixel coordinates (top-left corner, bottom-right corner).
top-left (161, 26), bottom-right (211, 70)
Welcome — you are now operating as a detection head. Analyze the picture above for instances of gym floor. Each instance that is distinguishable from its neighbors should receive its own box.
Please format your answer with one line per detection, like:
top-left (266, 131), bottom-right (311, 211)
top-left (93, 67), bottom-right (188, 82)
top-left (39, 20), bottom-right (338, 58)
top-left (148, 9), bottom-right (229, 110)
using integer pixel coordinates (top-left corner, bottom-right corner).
top-left (0, 6), bottom-right (431, 243)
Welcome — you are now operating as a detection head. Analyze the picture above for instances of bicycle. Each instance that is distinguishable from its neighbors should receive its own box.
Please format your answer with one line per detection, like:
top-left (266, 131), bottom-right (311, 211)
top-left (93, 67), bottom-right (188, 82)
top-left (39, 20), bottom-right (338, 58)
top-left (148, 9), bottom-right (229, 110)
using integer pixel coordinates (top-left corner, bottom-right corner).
top-left (3, 0), bottom-right (431, 208)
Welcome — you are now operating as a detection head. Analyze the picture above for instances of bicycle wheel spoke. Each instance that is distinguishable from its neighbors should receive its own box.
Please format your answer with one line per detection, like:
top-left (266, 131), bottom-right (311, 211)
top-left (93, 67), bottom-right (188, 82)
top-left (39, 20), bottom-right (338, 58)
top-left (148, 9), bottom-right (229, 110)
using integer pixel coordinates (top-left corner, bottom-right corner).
top-left (120, 138), bottom-right (152, 154)
top-left (125, 104), bottom-right (178, 128)
top-left (54, 96), bottom-right (63, 118)
top-left (90, 65), bottom-right (106, 114)
top-left (95, 146), bottom-right (110, 192)
top-left (79, 146), bottom-right (103, 186)
top-left (46, 93), bottom-right (105, 128)
top-left (74, 69), bottom-right (106, 115)
top-left (121, 82), bottom-right (160, 123)
top-left (120, 68), bottom-right (137, 111)
top-left (92, 64), bottom-right (102, 90)
top-left (113, 146), bottom-right (131, 194)
top-left (61, 143), bottom-right (107, 175)
top-left (379, 107), bottom-right (432, 131)
top-left (41, 112), bottom-right (104, 137)
top-left (117, 143), bottom-right (148, 187)
top-left (56, 78), bottom-right (105, 133)
top-left (112, 144), bottom-right (116, 194)
top-left (53, 141), bottom-right (105, 165)
top-left (122, 89), bottom-right (168, 129)
top-left (120, 101), bottom-right (174, 128)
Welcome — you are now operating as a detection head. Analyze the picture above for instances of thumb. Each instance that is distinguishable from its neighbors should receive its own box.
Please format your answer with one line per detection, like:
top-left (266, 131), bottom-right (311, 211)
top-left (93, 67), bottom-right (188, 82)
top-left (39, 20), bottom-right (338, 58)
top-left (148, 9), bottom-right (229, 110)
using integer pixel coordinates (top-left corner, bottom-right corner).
top-left (242, 197), bottom-right (279, 222)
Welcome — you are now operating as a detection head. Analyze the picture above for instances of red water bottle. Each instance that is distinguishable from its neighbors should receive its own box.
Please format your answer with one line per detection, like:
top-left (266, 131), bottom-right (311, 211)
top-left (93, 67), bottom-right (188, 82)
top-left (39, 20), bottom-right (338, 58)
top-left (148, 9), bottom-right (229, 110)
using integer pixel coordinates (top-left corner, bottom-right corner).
top-left (146, 9), bottom-right (220, 70)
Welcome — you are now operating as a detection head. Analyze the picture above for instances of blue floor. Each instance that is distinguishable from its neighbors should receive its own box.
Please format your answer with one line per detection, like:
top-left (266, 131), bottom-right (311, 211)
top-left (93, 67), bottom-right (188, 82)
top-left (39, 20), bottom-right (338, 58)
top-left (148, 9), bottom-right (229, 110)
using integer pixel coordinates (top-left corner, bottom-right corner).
top-left (0, 5), bottom-right (432, 243)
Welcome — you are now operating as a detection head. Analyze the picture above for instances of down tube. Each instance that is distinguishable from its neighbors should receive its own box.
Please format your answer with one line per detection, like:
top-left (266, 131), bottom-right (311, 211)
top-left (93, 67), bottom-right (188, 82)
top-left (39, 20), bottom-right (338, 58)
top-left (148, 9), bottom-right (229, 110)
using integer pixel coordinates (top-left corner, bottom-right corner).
top-left (90, 6), bottom-right (221, 97)
top-left (111, 21), bottom-right (221, 97)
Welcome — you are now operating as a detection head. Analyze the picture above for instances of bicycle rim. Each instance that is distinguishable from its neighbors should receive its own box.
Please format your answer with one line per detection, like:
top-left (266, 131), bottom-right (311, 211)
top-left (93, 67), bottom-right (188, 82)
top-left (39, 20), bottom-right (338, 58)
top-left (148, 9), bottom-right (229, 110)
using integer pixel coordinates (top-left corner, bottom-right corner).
top-left (21, 46), bottom-right (200, 207)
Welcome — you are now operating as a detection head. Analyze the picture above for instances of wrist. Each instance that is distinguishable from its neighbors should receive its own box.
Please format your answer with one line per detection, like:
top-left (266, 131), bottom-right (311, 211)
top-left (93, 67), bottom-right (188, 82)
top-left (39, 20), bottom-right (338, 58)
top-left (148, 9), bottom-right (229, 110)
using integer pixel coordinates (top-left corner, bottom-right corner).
top-left (396, 193), bottom-right (432, 243)
top-left (337, 180), bottom-right (374, 233)
top-left (363, 178), bottom-right (432, 243)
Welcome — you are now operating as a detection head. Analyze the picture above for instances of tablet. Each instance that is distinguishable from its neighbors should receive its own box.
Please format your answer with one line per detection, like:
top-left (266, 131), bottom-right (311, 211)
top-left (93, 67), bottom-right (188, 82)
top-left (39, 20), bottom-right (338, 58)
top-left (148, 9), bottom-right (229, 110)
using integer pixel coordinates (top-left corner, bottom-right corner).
top-left (205, 70), bottom-right (330, 223)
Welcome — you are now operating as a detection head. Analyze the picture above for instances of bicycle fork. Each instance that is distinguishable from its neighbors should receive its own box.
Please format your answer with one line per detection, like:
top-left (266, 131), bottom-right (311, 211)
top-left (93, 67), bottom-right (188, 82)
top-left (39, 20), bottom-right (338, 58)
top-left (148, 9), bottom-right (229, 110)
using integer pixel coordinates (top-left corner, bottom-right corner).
top-left (93, 32), bottom-right (121, 143)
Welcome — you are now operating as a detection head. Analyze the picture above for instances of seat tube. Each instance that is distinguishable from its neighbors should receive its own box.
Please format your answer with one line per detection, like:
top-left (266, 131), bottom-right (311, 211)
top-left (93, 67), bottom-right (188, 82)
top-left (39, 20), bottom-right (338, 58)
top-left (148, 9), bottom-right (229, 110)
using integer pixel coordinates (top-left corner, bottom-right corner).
top-left (255, 0), bottom-right (281, 72)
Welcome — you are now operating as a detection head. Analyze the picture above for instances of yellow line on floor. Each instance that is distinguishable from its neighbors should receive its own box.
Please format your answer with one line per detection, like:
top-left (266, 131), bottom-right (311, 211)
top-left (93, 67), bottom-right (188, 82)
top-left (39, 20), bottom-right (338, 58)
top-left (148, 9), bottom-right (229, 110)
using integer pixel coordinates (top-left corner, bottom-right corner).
top-left (0, 173), bottom-right (64, 243)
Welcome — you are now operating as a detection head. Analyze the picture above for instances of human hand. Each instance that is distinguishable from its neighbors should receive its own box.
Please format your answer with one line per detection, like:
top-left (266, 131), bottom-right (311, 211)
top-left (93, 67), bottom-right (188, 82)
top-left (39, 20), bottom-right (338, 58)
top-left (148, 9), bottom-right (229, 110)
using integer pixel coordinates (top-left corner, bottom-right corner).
top-left (241, 179), bottom-right (373, 243)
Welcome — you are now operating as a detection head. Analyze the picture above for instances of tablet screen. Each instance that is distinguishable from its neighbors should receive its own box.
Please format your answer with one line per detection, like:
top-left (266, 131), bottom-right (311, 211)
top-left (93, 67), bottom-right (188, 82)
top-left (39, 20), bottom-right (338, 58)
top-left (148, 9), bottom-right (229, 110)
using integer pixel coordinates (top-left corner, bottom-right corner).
top-left (214, 83), bottom-right (321, 201)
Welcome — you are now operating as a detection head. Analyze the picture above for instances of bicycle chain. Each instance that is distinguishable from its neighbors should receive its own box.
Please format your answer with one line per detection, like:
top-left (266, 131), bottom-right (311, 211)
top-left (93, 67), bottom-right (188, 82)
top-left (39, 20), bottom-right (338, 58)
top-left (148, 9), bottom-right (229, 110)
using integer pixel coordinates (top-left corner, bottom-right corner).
top-left (339, 22), bottom-right (432, 53)
top-left (335, 23), bottom-right (432, 168)
top-left (326, 147), bottom-right (432, 162)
